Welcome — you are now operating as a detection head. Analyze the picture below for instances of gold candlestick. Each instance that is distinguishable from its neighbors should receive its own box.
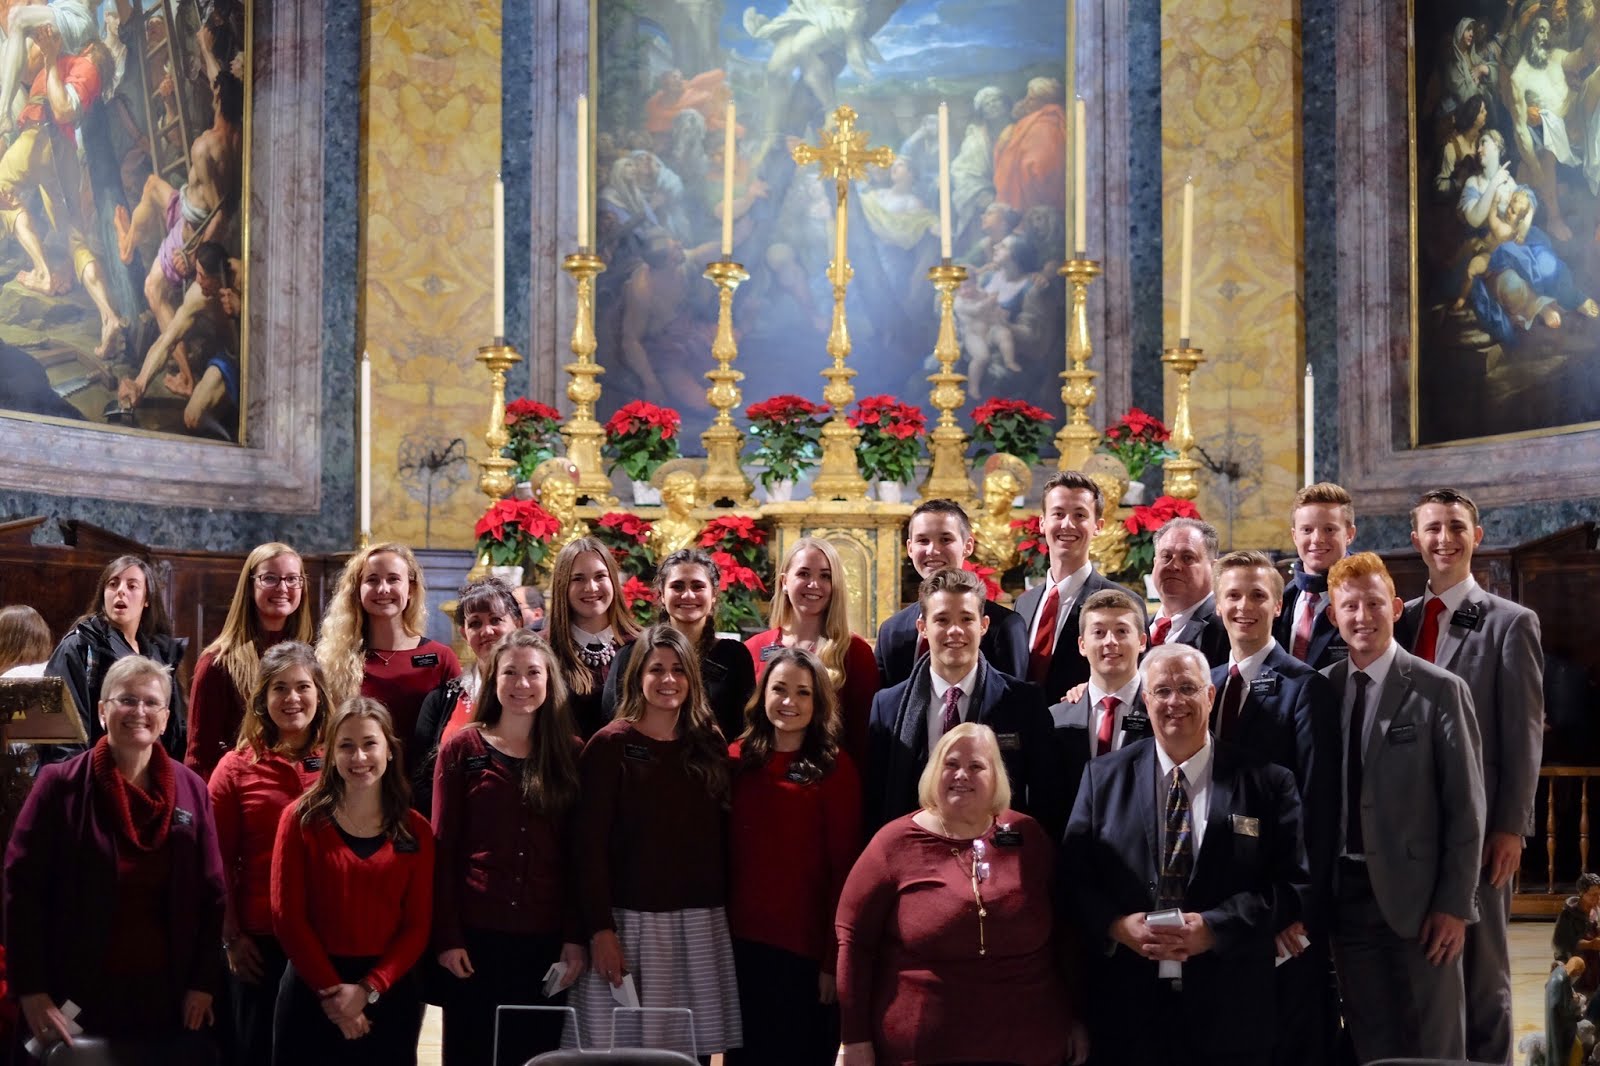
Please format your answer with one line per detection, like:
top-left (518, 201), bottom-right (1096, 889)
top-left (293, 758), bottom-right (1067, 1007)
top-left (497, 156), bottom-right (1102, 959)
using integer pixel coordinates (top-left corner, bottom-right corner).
top-left (475, 341), bottom-right (523, 501)
top-left (921, 260), bottom-right (974, 503)
top-left (560, 251), bottom-right (617, 506)
top-left (1056, 257), bottom-right (1104, 470)
top-left (700, 259), bottom-right (755, 507)
top-left (1160, 345), bottom-right (1205, 500)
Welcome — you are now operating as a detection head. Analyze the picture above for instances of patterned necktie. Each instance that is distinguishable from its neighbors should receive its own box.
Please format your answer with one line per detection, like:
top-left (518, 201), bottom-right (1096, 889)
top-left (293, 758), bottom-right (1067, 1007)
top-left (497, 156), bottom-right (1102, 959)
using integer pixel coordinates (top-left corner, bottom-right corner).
top-left (1151, 616), bottom-right (1173, 646)
top-left (1216, 665), bottom-right (1244, 738)
top-left (1159, 767), bottom-right (1194, 908)
top-left (1027, 584), bottom-right (1061, 684)
top-left (1292, 591), bottom-right (1319, 661)
top-left (1095, 695), bottom-right (1119, 756)
top-left (1414, 597), bottom-right (1447, 663)
top-left (1346, 671), bottom-right (1371, 855)
top-left (940, 685), bottom-right (964, 734)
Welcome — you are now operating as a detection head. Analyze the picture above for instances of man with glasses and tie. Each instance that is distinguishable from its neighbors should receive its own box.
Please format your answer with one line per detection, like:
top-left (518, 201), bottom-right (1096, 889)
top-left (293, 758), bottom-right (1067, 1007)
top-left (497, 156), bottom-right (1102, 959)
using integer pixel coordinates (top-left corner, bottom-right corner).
top-left (1323, 552), bottom-right (1485, 1063)
top-left (1146, 518), bottom-right (1229, 668)
top-left (1399, 488), bottom-right (1543, 1066)
top-left (1275, 483), bottom-right (1357, 669)
top-left (1061, 642), bottom-right (1307, 1066)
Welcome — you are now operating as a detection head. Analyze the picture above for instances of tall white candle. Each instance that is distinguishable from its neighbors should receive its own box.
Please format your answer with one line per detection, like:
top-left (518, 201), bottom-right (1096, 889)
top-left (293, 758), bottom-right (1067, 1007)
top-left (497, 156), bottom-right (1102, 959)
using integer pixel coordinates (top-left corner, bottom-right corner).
top-left (577, 94), bottom-right (590, 248)
top-left (938, 102), bottom-right (952, 259)
top-left (721, 102), bottom-right (736, 256)
top-left (1303, 365), bottom-right (1316, 486)
top-left (359, 350), bottom-right (372, 537)
top-left (1178, 177), bottom-right (1195, 342)
top-left (1073, 97), bottom-right (1087, 255)
top-left (492, 178), bottom-right (505, 338)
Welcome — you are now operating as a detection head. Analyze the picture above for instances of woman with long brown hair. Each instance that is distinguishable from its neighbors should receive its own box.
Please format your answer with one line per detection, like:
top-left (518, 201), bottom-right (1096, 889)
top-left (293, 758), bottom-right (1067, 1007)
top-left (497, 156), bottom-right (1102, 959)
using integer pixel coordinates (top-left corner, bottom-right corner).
top-left (0, 605), bottom-right (51, 678)
top-left (187, 542), bottom-right (316, 779)
top-left (546, 537), bottom-right (640, 739)
top-left (270, 698), bottom-right (433, 1065)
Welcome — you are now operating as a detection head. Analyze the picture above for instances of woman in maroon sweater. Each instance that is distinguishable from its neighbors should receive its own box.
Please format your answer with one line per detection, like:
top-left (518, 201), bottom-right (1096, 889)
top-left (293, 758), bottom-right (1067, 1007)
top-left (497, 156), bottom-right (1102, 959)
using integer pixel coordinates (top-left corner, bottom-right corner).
top-left (432, 629), bottom-right (586, 1065)
top-left (209, 642), bottom-right (329, 1066)
top-left (186, 542), bottom-right (316, 779)
top-left (727, 646), bottom-right (861, 1066)
top-left (570, 625), bottom-right (740, 1061)
top-left (271, 697), bottom-right (434, 1066)
top-left (836, 723), bottom-right (1086, 1066)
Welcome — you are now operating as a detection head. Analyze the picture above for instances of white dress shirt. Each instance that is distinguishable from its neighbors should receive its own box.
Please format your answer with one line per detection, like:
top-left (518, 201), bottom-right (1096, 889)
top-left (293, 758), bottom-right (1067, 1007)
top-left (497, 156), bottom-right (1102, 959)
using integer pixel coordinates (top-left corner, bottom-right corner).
top-left (1227, 639), bottom-right (1279, 685)
top-left (1085, 674), bottom-right (1144, 756)
top-left (1418, 575), bottom-right (1478, 666)
top-left (1152, 599), bottom-right (1202, 644)
top-left (928, 663), bottom-right (980, 755)
top-left (1340, 639), bottom-right (1399, 858)
top-left (1027, 562), bottom-right (1093, 650)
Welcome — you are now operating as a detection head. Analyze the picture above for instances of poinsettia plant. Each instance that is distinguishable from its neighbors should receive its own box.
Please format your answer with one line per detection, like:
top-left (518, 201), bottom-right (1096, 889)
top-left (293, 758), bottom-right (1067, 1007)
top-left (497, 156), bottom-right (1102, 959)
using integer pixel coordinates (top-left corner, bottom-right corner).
top-left (971, 398), bottom-right (1055, 467)
top-left (603, 401), bottom-right (681, 482)
top-left (621, 576), bottom-right (658, 629)
top-left (504, 398), bottom-right (563, 482)
top-left (1100, 407), bottom-right (1175, 482)
top-left (848, 395), bottom-right (926, 484)
top-left (1011, 515), bottom-right (1050, 582)
top-left (474, 498), bottom-right (561, 569)
top-left (1116, 495), bottom-right (1203, 580)
top-left (698, 515), bottom-right (773, 633)
top-left (744, 394), bottom-right (826, 489)
top-left (594, 511), bottom-right (655, 578)
top-left (962, 559), bottom-right (1002, 601)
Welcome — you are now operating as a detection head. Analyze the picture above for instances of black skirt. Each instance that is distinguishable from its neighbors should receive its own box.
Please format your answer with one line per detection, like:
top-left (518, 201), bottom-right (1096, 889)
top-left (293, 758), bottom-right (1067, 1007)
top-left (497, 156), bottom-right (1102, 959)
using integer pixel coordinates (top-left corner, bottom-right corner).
top-left (271, 955), bottom-right (422, 1066)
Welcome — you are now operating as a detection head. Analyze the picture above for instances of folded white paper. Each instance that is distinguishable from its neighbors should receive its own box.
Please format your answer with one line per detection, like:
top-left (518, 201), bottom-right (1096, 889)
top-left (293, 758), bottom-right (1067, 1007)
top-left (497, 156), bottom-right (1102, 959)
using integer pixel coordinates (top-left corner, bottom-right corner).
top-left (610, 973), bottom-right (641, 1009)
top-left (23, 999), bottom-right (82, 1059)
top-left (1274, 932), bottom-right (1312, 967)
top-left (542, 961), bottom-right (569, 997)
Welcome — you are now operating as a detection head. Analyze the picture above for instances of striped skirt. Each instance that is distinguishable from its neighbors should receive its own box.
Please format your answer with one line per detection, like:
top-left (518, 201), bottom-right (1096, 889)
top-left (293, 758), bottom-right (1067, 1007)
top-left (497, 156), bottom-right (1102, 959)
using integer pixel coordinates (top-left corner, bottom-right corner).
top-left (566, 906), bottom-right (743, 1056)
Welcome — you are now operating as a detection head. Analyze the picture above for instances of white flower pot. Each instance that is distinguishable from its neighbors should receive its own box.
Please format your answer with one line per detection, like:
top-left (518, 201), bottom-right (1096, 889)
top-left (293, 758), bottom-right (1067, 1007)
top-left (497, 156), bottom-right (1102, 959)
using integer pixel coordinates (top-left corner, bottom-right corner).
top-left (513, 481), bottom-right (534, 501)
top-left (489, 565), bottom-right (525, 588)
top-left (631, 481), bottom-right (662, 506)
top-left (1121, 481), bottom-right (1149, 507)
top-left (875, 480), bottom-right (912, 504)
top-left (765, 478), bottom-right (796, 503)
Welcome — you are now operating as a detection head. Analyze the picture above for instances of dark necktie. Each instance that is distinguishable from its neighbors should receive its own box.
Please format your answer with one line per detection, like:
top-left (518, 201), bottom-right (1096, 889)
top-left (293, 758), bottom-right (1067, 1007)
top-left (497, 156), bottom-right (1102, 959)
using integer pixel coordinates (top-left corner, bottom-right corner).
top-left (1216, 665), bottom-right (1244, 738)
top-left (1346, 670), bottom-right (1371, 855)
top-left (1027, 584), bottom-right (1061, 684)
top-left (1095, 694), bottom-right (1119, 756)
top-left (1151, 616), bottom-right (1173, 646)
top-left (1414, 597), bottom-right (1447, 663)
top-left (1292, 592), bottom-right (1319, 661)
top-left (1159, 767), bottom-right (1194, 908)
top-left (940, 685), bottom-right (963, 734)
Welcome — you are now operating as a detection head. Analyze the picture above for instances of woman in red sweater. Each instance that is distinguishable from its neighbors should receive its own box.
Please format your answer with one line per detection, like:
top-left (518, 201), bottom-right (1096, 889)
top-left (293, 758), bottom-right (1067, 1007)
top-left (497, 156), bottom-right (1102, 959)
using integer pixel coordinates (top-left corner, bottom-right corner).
top-left (570, 625), bottom-right (740, 1061)
top-left (186, 542), bottom-right (316, 779)
top-left (431, 629), bottom-right (585, 1065)
top-left (744, 537), bottom-right (878, 762)
top-left (835, 723), bottom-right (1086, 1066)
top-left (271, 697), bottom-right (434, 1066)
top-left (727, 646), bottom-right (861, 1066)
top-left (209, 641), bottom-right (329, 1066)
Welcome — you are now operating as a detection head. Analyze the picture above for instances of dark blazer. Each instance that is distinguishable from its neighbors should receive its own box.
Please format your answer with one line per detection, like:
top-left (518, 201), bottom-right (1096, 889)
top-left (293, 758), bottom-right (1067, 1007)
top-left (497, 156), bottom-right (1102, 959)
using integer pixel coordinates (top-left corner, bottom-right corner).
top-left (1061, 739), bottom-right (1308, 1062)
top-left (1161, 593), bottom-right (1230, 669)
top-left (874, 598), bottom-right (1029, 688)
top-left (1273, 582), bottom-right (1347, 670)
top-left (4, 749), bottom-right (226, 1015)
top-left (1014, 569), bottom-right (1145, 703)
top-left (45, 615), bottom-right (189, 760)
top-left (866, 656), bottom-right (1066, 837)
top-left (1049, 685), bottom-right (1152, 820)
top-left (1211, 643), bottom-right (1340, 931)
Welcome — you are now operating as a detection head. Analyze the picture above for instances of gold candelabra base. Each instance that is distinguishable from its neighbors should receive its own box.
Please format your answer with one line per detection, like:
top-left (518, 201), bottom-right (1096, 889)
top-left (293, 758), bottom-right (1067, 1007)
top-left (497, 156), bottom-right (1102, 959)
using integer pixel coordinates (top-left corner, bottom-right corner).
top-left (921, 260), bottom-right (974, 503)
top-left (560, 251), bottom-right (617, 506)
top-left (1161, 344), bottom-right (1206, 501)
top-left (700, 259), bottom-right (755, 507)
top-left (1057, 257), bottom-right (1104, 470)
top-left (476, 341), bottom-right (524, 501)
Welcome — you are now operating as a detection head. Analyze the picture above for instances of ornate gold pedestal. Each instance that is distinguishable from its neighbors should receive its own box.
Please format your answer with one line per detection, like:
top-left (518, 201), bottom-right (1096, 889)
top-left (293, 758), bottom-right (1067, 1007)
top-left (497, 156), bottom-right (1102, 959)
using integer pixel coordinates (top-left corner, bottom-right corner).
top-left (1056, 258), bottom-right (1104, 470)
top-left (700, 260), bottom-right (756, 507)
top-left (763, 500), bottom-right (915, 636)
top-left (560, 251), bottom-right (617, 507)
top-left (1161, 345), bottom-right (1206, 501)
top-left (465, 340), bottom-right (524, 582)
top-left (921, 261), bottom-right (974, 504)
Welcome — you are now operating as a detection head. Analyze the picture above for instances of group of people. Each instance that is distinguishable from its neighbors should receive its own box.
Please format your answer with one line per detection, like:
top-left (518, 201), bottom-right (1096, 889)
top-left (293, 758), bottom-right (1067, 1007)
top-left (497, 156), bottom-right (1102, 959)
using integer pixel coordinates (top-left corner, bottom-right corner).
top-left (0, 471), bottom-right (1543, 1066)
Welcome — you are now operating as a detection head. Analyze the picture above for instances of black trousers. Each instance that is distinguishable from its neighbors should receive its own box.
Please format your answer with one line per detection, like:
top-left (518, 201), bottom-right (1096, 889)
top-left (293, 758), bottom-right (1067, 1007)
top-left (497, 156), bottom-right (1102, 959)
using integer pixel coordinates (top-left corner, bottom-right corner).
top-left (229, 933), bottom-right (288, 1066)
top-left (724, 938), bottom-right (838, 1066)
top-left (438, 928), bottom-right (566, 1066)
top-left (271, 955), bottom-right (422, 1066)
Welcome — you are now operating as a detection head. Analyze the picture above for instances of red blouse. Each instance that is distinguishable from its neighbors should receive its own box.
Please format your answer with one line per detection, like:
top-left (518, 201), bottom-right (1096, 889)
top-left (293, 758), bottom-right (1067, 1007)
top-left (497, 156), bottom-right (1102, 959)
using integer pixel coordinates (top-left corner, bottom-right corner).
top-left (209, 748), bottom-right (321, 937)
top-left (742, 629), bottom-right (879, 762)
top-left (361, 638), bottom-right (462, 745)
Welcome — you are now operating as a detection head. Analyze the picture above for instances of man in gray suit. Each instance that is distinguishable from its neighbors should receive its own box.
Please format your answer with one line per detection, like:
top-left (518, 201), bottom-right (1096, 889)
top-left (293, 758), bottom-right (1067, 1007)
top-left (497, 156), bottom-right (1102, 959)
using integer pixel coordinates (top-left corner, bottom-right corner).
top-left (1400, 488), bottom-right (1544, 1065)
top-left (1323, 551), bottom-right (1486, 1064)
top-left (1147, 518), bottom-right (1230, 668)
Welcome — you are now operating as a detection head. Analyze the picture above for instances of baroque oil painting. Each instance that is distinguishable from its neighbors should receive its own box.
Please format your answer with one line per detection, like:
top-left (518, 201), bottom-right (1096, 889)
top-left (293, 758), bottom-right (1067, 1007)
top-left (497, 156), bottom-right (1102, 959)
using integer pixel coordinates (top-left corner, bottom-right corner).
top-left (0, 0), bottom-right (246, 442)
top-left (1413, 0), bottom-right (1600, 445)
top-left (593, 0), bottom-right (1068, 442)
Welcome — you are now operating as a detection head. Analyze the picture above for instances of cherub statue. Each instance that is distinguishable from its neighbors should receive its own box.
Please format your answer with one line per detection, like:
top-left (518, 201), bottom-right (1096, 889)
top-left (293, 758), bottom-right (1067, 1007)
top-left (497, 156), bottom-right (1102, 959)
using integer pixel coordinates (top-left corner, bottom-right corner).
top-left (972, 453), bottom-right (1030, 574)
top-left (533, 457), bottom-right (588, 557)
top-left (647, 459), bottom-right (705, 563)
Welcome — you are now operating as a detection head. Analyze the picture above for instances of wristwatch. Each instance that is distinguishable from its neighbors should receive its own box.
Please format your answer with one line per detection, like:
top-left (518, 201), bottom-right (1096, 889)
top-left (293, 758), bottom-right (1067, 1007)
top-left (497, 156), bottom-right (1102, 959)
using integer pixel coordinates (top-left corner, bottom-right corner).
top-left (359, 979), bottom-right (379, 1005)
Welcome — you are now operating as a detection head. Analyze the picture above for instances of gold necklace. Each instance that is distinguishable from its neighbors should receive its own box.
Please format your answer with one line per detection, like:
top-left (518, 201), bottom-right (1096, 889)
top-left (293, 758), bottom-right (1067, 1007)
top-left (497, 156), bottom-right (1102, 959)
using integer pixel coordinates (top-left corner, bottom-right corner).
top-left (938, 823), bottom-right (994, 957)
top-left (367, 647), bottom-right (395, 667)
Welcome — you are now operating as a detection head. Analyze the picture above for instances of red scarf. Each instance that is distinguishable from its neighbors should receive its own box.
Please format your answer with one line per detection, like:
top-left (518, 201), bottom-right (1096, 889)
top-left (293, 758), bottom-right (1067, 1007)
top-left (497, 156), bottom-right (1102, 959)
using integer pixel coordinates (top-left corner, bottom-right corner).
top-left (90, 736), bottom-right (176, 852)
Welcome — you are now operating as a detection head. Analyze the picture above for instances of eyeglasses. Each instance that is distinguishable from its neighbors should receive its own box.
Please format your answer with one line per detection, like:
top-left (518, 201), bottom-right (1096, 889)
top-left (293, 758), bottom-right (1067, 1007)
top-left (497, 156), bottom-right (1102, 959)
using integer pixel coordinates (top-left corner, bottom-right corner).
top-left (255, 574), bottom-right (306, 589)
top-left (106, 695), bottom-right (166, 712)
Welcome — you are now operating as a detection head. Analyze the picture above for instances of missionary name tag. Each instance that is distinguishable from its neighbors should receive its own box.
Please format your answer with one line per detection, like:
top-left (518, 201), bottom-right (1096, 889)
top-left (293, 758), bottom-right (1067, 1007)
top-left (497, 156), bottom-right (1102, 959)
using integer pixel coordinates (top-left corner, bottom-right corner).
top-left (759, 643), bottom-right (783, 662)
top-left (993, 825), bottom-right (1024, 847)
top-left (173, 807), bottom-right (194, 828)
top-left (412, 652), bottom-right (440, 668)
top-left (302, 756), bottom-right (323, 772)
top-left (1388, 724), bottom-right (1418, 745)
top-left (1122, 712), bottom-right (1152, 737)
top-left (1230, 814), bottom-right (1259, 837)
top-left (1249, 675), bottom-right (1279, 697)
top-left (464, 754), bottom-right (491, 772)
top-left (1449, 603), bottom-right (1484, 631)
top-left (995, 731), bottom-right (1021, 752)
top-left (623, 743), bottom-right (653, 762)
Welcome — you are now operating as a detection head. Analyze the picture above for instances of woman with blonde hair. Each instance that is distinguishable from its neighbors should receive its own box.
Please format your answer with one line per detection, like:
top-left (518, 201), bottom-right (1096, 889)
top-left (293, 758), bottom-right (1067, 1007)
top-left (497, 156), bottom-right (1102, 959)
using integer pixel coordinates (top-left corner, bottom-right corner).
top-left (187, 542), bottom-right (315, 779)
top-left (209, 641), bottom-right (329, 1066)
top-left (316, 542), bottom-right (460, 746)
top-left (743, 536), bottom-right (877, 760)
top-left (546, 537), bottom-right (640, 739)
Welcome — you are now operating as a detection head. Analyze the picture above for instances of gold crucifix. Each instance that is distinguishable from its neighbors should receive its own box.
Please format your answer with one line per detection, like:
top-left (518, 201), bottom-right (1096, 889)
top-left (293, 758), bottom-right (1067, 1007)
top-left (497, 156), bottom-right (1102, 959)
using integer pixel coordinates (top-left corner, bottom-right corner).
top-left (791, 105), bottom-right (894, 501)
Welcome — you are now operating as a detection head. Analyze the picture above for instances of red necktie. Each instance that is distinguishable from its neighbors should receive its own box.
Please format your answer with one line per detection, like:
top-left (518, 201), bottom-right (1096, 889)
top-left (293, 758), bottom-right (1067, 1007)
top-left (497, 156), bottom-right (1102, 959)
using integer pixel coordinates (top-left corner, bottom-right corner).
top-left (1151, 617), bottom-right (1173, 646)
top-left (940, 685), bottom-right (964, 734)
top-left (1292, 591), bottom-right (1319, 661)
top-left (1216, 665), bottom-right (1243, 738)
top-left (1095, 695), bottom-right (1119, 756)
top-left (1027, 584), bottom-right (1061, 684)
top-left (1414, 597), bottom-right (1447, 663)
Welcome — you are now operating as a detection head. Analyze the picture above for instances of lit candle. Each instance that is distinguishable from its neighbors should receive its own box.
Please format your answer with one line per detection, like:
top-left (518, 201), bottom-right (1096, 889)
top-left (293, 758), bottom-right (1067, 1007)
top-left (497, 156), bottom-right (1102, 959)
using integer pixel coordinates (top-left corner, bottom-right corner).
top-left (577, 94), bottom-right (589, 248)
top-left (359, 350), bottom-right (372, 538)
top-left (938, 102), bottom-right (952, 259)
top-left (1073, 97), bottom-right (1087, 256)
top-left (492, 177), bottom-right (505, 339)
top-left (1303, 365), bottom-right (1316, 486)
top-left (721, 101), bottom-right (736, 257)
top-left (1178, 176), bottom-right (1194, 343)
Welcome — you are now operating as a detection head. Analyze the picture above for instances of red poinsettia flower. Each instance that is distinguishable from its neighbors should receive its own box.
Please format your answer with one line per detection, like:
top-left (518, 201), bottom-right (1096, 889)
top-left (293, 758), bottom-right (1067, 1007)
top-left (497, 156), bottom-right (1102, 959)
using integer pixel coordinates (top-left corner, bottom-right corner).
top-left (746, 395), bottom-right (827, 423)
top-left (961, 559), bottom-right (1001, 601)
top-left (972, 398), bottom-right (1053, 427)
top-left (605, 401), bottom-right (681, 442)
top-left (700, 515), bottom-right (765, 548)
top-left (621, 576), bottom-right (656, 610)
top-left (505, 398), bottom-right (561, 426)
top-left (598, 511), bottom-right (651, 543)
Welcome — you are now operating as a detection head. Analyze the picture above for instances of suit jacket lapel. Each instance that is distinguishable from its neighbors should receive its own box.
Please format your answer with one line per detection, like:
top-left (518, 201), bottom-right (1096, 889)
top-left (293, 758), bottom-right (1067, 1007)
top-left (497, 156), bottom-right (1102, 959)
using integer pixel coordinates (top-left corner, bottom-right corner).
top-left (1401, 599), bottom-right (1425, 654)
top-left (1195, 750), bottom-right (1234, 884)
top-left (1440, 592), bottom-right (1485, 672)
top-left (1178, 594), bottom-right (1216, 646)
top-left (1136, 742), bottom-right (1159, 880)
top-left (1362, 652), bottom-right (1412, 769)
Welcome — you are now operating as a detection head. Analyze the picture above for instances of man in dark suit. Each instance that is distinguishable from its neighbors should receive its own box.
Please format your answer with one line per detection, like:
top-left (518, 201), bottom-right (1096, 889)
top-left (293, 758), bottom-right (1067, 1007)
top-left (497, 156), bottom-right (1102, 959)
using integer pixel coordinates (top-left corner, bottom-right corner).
top-left (1212, 549), bottom-right (1341, 1066)
top-left (1014, 470), bottom-right (1143, 703)
top-left (1323, 552), bottom-right (1485, 1064)
top-left (1049, 588), bottom-right (1150, 816)
top-left (1061, 642), bottom-right (1309, 1066)
top-left (875, 498), bottom-right (1028, 687)
top-left (1274, 482), bottom-right (1356, 669)
top-left (867, 567), bottom-right (1064, 835)
top-left (1399, 488), bottom-right (1543, 1065)
top-left (1148, 518), bottom-right (1229, 668)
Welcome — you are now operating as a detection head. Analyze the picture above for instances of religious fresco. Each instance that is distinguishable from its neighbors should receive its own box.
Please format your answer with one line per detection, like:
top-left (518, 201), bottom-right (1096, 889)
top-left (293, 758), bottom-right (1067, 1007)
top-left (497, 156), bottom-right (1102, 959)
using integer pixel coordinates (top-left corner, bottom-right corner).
top-left (0, 0), bottom-right (246, 443)
top-left (594, 0), bottom-right (1068, 442)
top-left (1413, 1), bottom-right (1600, 445)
